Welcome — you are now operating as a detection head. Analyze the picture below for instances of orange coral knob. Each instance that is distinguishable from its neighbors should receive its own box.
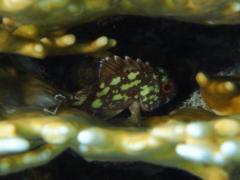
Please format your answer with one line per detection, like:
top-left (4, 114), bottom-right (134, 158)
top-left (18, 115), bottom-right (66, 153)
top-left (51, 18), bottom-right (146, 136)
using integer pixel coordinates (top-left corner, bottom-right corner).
top-left (196, 72), bottom-right (240, 115)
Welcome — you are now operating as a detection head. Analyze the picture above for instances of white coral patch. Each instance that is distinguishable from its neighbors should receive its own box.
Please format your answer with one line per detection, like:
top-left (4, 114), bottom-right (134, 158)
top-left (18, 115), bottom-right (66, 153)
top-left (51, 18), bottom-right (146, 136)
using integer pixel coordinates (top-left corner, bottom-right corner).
top-left (78, 145), bottom-right (89, 153)
top-left (176, 144), bottom-right (213, 163)
top-left (77, 128), bottom-right (106, 146)
top-left (123, 141), bottom-right (146, 152)
top-left (186, 122), bottom-right (210, 138)
top-left (41, 123), bottom-right (71, 144)
top-left (0, 137), bottom-right (29, 154)
top-left (232, 2), bottom-right (240, 12)
top-left (212, 152), bottom-right (226, 165)
top-left (151, 123), bottom-right (185, 141)
top-left (220, 141), bottom-right (240, 158)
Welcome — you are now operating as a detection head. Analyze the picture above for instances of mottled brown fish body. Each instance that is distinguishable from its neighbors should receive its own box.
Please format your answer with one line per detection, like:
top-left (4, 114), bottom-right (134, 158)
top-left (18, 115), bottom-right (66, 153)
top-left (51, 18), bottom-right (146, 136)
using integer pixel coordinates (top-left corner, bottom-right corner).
top-left (73, 56), bottom-right (175, 120)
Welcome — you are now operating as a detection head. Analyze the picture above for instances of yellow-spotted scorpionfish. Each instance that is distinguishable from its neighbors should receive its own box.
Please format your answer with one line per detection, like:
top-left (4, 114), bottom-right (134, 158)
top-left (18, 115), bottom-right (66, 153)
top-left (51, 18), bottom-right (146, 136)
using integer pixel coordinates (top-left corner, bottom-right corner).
top-left (72, 56), bottom-right (175, 124)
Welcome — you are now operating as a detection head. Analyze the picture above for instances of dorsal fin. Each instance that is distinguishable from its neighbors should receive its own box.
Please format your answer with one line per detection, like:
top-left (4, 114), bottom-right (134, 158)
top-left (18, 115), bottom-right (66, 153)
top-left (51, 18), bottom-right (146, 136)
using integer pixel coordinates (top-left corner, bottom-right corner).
top-left (99, 56), bottom-right (153, 82)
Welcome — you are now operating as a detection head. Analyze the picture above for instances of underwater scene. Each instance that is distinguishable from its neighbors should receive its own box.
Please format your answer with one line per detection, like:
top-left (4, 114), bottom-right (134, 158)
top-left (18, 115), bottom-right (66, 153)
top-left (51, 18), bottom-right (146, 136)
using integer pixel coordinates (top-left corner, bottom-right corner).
top-left (2, 0), bottom-right (240, 179)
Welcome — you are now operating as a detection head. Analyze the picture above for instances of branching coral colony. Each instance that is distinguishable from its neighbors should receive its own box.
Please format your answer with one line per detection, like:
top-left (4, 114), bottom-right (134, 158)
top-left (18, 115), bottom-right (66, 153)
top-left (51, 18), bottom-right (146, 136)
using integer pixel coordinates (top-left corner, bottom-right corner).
top-left (1, 0), bottom-right (240, 180)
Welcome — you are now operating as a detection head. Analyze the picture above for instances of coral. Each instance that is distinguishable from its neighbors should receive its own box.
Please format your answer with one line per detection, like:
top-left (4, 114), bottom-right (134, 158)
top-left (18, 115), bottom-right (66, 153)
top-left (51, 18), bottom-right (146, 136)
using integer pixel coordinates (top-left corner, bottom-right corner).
top-left (196, 72), bottom-right (240, 115)
top-left (1, 0), bottom-right (240, 26)
top-left (0, 0), bottom-right (240, 58)
top-left (0, 26), bottom-right (116, 58)
top-left (3, 68), bottom-right (240, 180)
top-left (0, 108), bottom-right (239, 180)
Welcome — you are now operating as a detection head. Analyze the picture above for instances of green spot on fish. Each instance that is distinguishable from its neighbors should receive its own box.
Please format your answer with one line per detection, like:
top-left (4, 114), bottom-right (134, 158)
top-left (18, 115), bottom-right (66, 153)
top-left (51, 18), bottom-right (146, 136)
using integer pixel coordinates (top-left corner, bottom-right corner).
top-left (153, 74), bottom-right (158, 80)
top-left (96, 87), bottom-right (110, 97)
top-left (91, 99), bottom-right (103, 108)
top-left (140, 85), bottom-right (153, 96)
top-left (142, 97), bottom-right (148, 102)
top-left (160, 75), bottom-right (168, 83)
top-left (121, 80), bottom-right (141, 90)
top-left (149, 95), bottom-right (157, 100)
top-left (100, 82), bottom-right (105, 89)
top-left (73, 95), bottom-right (87, 106)
top-left (110, 77), bottom-right (121, 85)
top-left (112, 94), bottom-right (129, 101)
top-left (128, 72), bottom-right (139, 80)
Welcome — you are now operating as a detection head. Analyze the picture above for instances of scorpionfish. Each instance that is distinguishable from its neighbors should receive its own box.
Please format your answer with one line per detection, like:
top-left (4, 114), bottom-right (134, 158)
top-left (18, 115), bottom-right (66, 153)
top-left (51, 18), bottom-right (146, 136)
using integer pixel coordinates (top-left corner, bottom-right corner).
top-left (72, 56), bottom-right (175, 124)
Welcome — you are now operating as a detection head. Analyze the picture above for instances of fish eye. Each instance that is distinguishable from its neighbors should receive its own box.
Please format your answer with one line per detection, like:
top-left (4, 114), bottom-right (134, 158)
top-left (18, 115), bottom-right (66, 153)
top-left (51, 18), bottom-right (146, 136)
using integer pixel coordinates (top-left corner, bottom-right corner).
top-left (161, 81), bottom-right (174, 93)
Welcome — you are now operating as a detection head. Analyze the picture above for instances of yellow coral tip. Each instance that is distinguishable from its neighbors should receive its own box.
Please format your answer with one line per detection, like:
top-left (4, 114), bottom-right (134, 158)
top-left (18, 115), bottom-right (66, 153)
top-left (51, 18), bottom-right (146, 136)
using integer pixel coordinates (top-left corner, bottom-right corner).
top-left (110, 39), bottom-right (117, 47)
top-left (56, 34), bottom-right (76, 47)
top-left (224, 81), bottom-right (235, 92)
top-left (196, 72), bottom-right (208, 87)
top-left (34, 44), bottom-right (44, 53)
top-left (96, 36), bottom-right (108, 46)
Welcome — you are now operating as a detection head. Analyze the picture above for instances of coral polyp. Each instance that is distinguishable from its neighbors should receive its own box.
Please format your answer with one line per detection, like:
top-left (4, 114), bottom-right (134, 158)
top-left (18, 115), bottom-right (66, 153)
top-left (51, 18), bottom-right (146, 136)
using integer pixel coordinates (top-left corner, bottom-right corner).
top-left (196, 72), bottom-right (240, 115)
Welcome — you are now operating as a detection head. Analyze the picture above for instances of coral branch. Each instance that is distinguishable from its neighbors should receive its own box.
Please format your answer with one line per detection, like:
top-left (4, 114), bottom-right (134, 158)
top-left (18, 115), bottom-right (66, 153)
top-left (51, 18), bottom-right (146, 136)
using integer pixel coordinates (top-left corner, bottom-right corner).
top-left (196, 72), bottom-right (240, 115)
top-left (0, 144), bottom-right (66, 175)
top-left (0, 109), bottom-right (239, 179)
top-left (0, 0), bottom-right (238, 57)
top-left (0, 26), bottom-right (116, 58)
top-left (0, 0), bottom-right (239, 26)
